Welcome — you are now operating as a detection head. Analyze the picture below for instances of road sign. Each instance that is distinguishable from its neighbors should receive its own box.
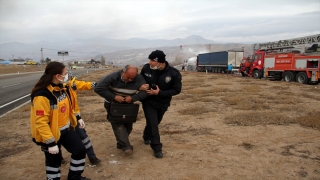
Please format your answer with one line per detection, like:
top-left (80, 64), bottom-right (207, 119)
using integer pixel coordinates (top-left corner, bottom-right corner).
top-left (58, 51), bottom-right (68, 56)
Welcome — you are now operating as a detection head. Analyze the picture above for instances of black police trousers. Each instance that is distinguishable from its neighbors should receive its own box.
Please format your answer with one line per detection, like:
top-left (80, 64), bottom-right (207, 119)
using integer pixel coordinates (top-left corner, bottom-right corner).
top-left (142, 104), bottom-right (168, 153)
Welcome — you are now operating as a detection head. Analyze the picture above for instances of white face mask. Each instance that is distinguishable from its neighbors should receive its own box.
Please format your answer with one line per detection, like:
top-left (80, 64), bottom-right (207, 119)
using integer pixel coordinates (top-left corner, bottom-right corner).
top-left (59, 74), bottom-right (69, 83)
top-left (150, 64), bottom-right (160, 70)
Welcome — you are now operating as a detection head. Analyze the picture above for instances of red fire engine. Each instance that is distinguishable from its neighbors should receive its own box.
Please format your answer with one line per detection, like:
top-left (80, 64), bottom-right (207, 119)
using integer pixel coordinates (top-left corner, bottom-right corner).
top-left (239, 34), bottom-right (320, 84)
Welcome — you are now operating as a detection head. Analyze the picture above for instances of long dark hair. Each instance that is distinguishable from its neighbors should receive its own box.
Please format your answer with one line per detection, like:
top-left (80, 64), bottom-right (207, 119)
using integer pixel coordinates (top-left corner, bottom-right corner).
top-left (31, 62), bottom-right (65, 96)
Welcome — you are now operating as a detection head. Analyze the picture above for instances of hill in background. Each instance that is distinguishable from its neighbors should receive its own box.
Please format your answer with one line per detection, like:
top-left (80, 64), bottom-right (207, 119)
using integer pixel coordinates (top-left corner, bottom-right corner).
top-left (103, 43), bottom-right (253, 67)
top-left (0, 35), bottom-right (252, 66)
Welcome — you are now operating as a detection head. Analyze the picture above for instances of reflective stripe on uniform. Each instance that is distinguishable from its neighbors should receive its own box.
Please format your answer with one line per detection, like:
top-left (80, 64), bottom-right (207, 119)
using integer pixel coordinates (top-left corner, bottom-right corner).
top-left (85, 142), bottom-right (92, 149)
top-left (70, 166), bottom-right (85, 171)
top-left (46, 166), bottom-right (60, 172)
top-left (47, 173), bottom-right (61, 179)
top-left (70, 158), bottom-right (85, 164)
top-left (59, 121), bottom-right (70, 131)
top-left (82, 137), bottom-right (90, 144)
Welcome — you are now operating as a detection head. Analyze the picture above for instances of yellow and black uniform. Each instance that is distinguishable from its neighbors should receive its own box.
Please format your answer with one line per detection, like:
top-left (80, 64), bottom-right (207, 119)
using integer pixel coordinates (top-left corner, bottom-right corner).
top-left (66, 77), bottom-right (100, 162)
top-left (68, 77), bottom-right (97, 120)
top-left (30, 83), bottom-right (86, 180)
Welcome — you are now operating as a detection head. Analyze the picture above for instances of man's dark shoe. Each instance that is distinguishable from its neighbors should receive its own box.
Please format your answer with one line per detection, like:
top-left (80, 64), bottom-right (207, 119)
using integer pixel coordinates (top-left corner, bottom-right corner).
top-left (80, 177), bottom-right (91, 180)
top-left (144, 140), bottom-right (151, 145)
top-left (154, 151), bottom-right (163, 158)
top-left (89, 157), bottom-right (101, 165)
top-left (124, 149), bottom-right (133, 156)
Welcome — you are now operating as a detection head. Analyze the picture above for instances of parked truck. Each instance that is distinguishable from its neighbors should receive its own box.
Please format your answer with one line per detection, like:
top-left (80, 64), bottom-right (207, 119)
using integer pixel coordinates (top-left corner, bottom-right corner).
top-left (239, 34), bottom-right (320, 84)
top-left (196, 50), bottom-right (243, 73)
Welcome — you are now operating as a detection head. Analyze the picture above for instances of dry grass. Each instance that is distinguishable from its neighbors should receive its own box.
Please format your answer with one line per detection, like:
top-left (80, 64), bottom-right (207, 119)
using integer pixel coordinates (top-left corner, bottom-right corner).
top-left (178, 105), bottom-right (212, 115)
top-left (296, 112), bottom-right (320, 130)
top-left (180, 71), bottom-right (319, 130)
top-left (224, 112), bottom-right (296, 126)
top-left (0, 68), bottom-right (319, 161)
top-left (3, 67), bottom-right (318, 131)
top-left (0, 64), bottom-right (43, 74)
top-left (1, 67), bottom-right (320, 180)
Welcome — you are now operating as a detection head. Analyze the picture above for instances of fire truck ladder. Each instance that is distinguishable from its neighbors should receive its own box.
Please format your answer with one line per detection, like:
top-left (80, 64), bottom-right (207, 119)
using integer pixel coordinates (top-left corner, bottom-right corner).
top-left (252, 34), bottom-right (320, 51)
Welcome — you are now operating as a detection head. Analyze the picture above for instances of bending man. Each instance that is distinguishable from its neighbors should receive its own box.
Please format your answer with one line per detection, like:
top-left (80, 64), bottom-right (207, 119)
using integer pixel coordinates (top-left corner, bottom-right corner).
top-left (94, 65), bottom-right (148, 155)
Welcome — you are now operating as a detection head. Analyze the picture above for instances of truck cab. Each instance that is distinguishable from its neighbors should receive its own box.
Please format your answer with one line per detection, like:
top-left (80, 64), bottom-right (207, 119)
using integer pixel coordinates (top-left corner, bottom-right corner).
top-left (239, 50), bottom-right (266, 78)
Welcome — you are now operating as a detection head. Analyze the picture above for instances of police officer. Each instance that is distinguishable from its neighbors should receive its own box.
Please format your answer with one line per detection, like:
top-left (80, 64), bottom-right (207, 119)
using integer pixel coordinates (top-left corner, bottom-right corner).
top-left (140, 50), bottom-right (182, 158)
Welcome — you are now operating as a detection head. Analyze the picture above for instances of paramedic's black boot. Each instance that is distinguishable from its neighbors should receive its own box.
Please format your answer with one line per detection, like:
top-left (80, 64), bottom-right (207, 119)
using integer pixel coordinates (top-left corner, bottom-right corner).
top-left (80, 177), bottom-right (91, 180)
top-left (154, 151), bottom-right (163, 158)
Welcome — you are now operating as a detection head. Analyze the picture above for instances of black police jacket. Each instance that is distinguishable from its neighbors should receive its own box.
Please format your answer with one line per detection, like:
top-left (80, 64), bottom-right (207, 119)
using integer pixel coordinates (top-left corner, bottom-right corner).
top-left (140, 61), bottom-right (182, 108)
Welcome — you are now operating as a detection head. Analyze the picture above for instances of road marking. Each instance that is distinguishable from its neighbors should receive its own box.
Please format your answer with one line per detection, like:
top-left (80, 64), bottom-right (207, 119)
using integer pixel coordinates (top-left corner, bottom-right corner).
top-left (2, 83), bottom-right (21, 88)
top-left (0, 100), bottom-right (30, 118)
top-left (0, 94), bottom-right (30, 109)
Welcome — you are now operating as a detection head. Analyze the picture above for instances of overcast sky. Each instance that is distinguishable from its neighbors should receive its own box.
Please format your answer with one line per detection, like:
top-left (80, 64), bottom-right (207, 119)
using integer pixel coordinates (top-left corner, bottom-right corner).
top-left (0, 0), bottom-right (319, 44)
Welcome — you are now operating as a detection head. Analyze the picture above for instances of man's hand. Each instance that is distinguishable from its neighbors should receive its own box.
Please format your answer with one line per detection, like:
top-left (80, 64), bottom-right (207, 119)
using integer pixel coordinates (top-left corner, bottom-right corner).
top-left (146, 85), bottom-right (160, 95)
top-left (124, 96), bottom-right (133, 103)
top-left (114, 95), bottom-right (125, 103)
top-left (78, 119), bottom-right (85, 129)
top-left (48, 145), bottom-right (59, 154)
top-left (139, 84), bottom-right (149, 91)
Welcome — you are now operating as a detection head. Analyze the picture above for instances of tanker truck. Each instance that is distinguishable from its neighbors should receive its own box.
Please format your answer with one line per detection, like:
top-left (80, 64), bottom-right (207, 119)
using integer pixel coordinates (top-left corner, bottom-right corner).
top-left (196, 50), bottom-right (243, 73)
top-left (184, 57), bottom-right (197, 71)
top-left (239, 34), bottom-right (320, 84)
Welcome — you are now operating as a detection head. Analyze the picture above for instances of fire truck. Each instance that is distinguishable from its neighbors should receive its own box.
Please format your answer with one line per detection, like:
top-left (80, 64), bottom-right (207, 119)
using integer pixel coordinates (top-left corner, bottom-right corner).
top-left (239, 34), bottom-right (320, 84)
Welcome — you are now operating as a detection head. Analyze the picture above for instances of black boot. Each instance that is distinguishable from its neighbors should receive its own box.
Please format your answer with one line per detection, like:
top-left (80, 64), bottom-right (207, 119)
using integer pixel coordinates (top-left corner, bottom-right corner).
top-left (89, 157), bottom-right (101, 165)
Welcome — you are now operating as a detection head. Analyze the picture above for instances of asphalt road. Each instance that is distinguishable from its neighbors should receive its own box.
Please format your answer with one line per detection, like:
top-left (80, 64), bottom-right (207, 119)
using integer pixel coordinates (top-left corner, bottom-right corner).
top-left (0, 68), bottom-right (99, 117)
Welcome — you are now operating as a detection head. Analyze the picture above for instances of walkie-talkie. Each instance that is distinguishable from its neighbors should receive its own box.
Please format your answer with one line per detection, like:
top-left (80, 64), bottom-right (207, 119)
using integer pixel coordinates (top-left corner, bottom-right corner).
top-left (150, 83), bottom-right (157, 90)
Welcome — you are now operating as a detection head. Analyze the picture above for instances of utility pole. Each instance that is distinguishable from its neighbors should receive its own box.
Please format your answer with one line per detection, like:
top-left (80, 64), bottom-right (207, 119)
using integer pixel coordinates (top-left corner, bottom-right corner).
top-left (41, 48), bottom-right (43, 71)
top-left (41, 48), bottom-right (43, 62)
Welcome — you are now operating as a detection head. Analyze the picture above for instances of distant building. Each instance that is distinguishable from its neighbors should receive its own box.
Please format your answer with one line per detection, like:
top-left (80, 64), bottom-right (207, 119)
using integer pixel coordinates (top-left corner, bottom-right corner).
top-left (0, 59), bottom-right (11, 64)
top-left (10, 59), bottom-right (25, 65)
top-left (74, 60), bottom-right (91, 64)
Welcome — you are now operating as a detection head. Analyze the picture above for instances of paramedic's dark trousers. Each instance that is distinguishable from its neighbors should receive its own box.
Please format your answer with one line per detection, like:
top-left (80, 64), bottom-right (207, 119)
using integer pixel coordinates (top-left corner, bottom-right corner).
top-left (43, 127), bottom-right (86, 180)
top-left (75, 124), bottom-right (97, 159)
top-left (142, 104), bottom-right (167, 153)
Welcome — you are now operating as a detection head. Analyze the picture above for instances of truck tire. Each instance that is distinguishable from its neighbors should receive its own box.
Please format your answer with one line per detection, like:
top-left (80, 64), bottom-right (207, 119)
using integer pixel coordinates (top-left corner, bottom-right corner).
top-left (253, 70), bottom-right (262, 79)
top-left (283, 71), bottom-right (295, 82)
top-left (296, 72), bottom-right (309, 84)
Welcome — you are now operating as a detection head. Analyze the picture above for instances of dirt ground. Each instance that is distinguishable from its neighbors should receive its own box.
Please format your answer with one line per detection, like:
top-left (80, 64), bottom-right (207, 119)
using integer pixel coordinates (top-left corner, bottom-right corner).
top-left (0, 68), bottom-right (320, 180)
